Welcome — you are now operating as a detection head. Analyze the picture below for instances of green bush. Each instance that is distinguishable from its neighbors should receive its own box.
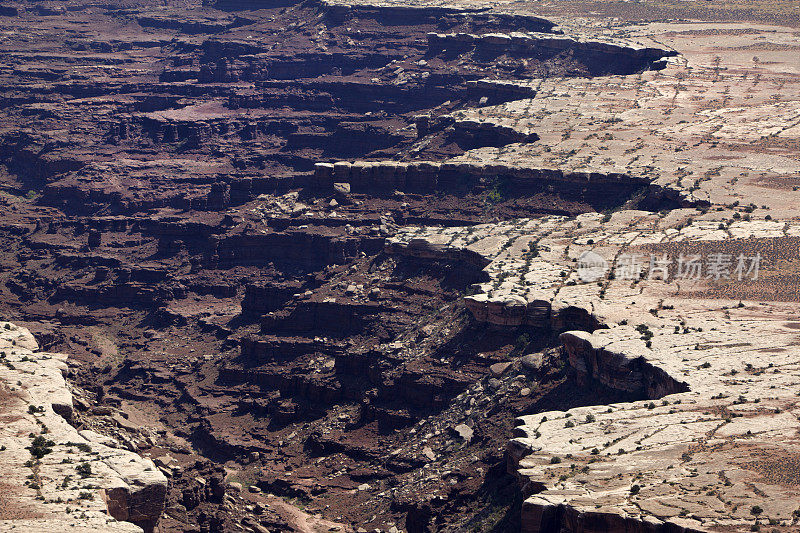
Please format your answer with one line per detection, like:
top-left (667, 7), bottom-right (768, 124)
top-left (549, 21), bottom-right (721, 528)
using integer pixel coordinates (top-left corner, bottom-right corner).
top-left (76, 462), bottom-right (93, 478)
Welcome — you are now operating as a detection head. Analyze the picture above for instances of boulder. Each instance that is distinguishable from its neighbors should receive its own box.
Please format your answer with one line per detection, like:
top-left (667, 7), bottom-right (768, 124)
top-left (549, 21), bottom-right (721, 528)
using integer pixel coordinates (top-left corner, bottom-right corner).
top-left (490, 361), bottom-right (512, 377)
top-left (520, 353), bottom-right (545, 373)
top-left (453, 424), bottom-right (474, 442)
top-left (333, 182), bottom-right (351, 195)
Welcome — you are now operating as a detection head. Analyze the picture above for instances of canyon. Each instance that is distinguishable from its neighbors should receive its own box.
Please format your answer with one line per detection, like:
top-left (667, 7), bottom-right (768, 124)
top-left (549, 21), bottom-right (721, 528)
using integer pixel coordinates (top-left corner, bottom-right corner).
top-left (0, 0), bottom-right (799, 531)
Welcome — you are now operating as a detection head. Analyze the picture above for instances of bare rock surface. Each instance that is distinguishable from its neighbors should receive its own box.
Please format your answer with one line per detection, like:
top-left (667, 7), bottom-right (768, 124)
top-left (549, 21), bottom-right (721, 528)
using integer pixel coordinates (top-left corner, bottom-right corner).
top-left (0, 322), bottom-right (167, 532)
top-left (390, 210), bottom-right (800, 530)
top-left (0, 0), bottom-right (798, 531)
top-left (382, 26), bottom-right (800, 526)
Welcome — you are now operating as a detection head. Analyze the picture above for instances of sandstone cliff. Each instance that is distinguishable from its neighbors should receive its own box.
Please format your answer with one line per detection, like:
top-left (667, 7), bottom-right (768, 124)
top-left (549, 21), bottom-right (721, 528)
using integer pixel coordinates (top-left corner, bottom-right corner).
top-left (0, 322), bottom-right (167, 532)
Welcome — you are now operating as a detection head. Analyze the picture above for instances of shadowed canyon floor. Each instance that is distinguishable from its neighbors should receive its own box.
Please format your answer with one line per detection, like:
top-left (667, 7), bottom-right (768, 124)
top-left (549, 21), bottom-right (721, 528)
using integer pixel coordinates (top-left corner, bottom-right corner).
top-left (0, 0), bottom-right (799, 531)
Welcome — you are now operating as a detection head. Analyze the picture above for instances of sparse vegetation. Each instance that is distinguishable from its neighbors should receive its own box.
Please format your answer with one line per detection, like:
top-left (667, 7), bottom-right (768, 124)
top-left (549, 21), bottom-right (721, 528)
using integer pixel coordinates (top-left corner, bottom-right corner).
top-left (76, 462), bottom-right (93, 478)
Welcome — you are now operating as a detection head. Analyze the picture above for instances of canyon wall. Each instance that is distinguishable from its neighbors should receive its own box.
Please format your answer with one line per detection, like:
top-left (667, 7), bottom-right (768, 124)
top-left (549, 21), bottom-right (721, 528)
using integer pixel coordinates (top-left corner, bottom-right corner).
top-left (0, 323), bottom-right (167, 532)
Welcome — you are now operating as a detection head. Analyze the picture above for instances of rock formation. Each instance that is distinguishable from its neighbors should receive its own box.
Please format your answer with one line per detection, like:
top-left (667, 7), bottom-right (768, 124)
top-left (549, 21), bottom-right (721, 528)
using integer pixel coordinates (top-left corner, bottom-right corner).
top-left (0, 0), bottom-right (798, 531)
top-left (0, 322), bottom-right (167, 532)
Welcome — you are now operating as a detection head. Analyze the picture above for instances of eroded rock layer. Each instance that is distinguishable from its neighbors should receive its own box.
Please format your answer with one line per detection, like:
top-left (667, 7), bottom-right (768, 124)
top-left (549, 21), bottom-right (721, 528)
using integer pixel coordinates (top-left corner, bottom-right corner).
top-left (0, 0), bottom-right (798, 531)
top-left (0, 322), bottom-right (167, 532)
